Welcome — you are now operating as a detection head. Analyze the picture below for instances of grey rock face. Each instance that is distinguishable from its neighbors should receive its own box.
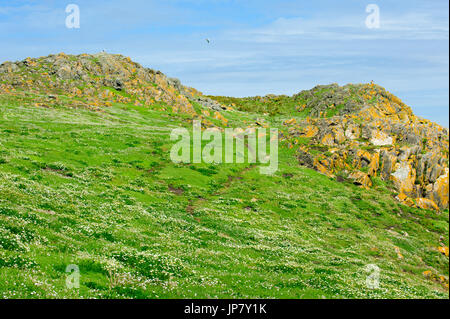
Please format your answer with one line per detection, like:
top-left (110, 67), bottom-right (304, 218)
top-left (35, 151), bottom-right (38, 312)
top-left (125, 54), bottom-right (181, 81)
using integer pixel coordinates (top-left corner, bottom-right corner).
top-left (0, 62), bottom-right (19, 73)
top-left (191, 96), bottom-right (225, 111)
top-left (168, 76), bottom-right (225, 111)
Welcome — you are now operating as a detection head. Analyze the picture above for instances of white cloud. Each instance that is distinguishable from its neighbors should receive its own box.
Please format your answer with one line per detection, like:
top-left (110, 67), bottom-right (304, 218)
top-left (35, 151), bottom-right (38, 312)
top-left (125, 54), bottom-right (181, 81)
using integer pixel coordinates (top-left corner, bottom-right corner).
top-left (226, 11), bottom-right (449, 42)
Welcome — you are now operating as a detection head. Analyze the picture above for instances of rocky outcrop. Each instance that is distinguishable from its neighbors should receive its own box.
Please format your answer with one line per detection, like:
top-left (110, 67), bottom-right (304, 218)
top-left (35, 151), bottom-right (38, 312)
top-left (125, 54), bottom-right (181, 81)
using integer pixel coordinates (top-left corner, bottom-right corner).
top-left (283, 83), bottom-right (449, 211)
top-left (0, 52), bottom-right (225, 113)
top-left (167, 77), bottom-right (225, 111)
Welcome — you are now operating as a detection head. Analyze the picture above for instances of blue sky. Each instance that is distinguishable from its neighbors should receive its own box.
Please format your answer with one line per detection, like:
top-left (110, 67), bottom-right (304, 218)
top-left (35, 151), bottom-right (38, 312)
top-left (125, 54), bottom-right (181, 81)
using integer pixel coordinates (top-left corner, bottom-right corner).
top-left (0, 0), bottom-right (448, 126)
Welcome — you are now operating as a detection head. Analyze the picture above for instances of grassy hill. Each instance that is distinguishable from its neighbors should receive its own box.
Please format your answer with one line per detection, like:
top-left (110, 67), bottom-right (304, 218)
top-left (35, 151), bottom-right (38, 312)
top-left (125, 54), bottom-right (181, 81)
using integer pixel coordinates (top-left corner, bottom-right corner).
top-left (0, 54), bottom-right (448, 299)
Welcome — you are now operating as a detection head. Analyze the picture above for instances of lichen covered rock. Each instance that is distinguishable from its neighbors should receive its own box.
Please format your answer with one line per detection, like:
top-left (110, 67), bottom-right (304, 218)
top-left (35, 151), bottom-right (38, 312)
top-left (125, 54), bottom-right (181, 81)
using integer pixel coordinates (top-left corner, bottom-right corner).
top-left (281, 83), bottom-right (449, 211)
top-left (0, 52), bottom-right (226, 116)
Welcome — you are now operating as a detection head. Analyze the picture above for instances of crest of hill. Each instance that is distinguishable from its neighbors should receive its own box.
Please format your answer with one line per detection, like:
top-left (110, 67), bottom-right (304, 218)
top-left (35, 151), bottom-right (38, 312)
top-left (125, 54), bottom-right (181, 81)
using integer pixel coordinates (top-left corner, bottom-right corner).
top-left (0, 52), bottom-right (224, 113)
top-left (209, 82), bottom-right (418, 121)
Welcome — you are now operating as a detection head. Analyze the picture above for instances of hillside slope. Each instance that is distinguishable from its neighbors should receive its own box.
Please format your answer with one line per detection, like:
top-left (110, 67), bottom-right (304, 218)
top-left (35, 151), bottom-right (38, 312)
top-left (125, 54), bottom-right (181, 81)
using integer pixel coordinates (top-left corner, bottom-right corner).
top-left (0, 54), bottom-right (448, 298)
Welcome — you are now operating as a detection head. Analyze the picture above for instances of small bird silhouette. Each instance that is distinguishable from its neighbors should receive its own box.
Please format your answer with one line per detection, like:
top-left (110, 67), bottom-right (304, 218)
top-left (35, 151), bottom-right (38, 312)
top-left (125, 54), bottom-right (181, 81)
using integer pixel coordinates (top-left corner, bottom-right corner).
top-left (205, 38), bottom-right (211, 44)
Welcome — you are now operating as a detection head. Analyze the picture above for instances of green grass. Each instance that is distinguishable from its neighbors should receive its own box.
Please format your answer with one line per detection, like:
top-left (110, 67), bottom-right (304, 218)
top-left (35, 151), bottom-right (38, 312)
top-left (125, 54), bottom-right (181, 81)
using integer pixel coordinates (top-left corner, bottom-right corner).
top-left (0, 95), bottom-right (448, 299)
top-left (208, 95), bottom-right (302, 116)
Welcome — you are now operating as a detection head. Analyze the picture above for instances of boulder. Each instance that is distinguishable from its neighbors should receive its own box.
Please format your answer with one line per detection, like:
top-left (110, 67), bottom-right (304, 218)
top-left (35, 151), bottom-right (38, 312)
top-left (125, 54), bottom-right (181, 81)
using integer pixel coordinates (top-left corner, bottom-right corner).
top-left (416, 198), bottom-right (440, 211)
top-left (380, 150), bottom-right (397, 180)
top-left (430, 168), bottom-right (449, 209)
top-left (391, 161), bottom-right (416, 196)
top-left (344, 123), bottom-right (360, 140)
top-left (348, 171), bottom-right (372, 188)
top-left (370, 130), bottom-right (393, 146)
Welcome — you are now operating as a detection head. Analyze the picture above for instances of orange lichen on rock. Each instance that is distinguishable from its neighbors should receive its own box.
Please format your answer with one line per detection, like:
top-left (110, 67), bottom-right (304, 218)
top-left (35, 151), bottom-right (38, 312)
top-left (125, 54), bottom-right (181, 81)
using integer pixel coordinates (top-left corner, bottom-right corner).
top-left (348, 171), bottom-right (372, 189)
top-left (437, 246), bottom-right (449, 257)
top-left (416, 198), bottom-right (440, 211)
top-left (302, 125), bottom-right (319, 138)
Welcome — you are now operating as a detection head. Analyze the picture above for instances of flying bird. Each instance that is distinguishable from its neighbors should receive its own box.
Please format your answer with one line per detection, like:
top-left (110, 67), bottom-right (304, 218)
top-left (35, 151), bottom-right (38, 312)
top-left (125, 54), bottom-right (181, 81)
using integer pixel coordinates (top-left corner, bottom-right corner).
top-left (206, 38), bottom-right (211, 44)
